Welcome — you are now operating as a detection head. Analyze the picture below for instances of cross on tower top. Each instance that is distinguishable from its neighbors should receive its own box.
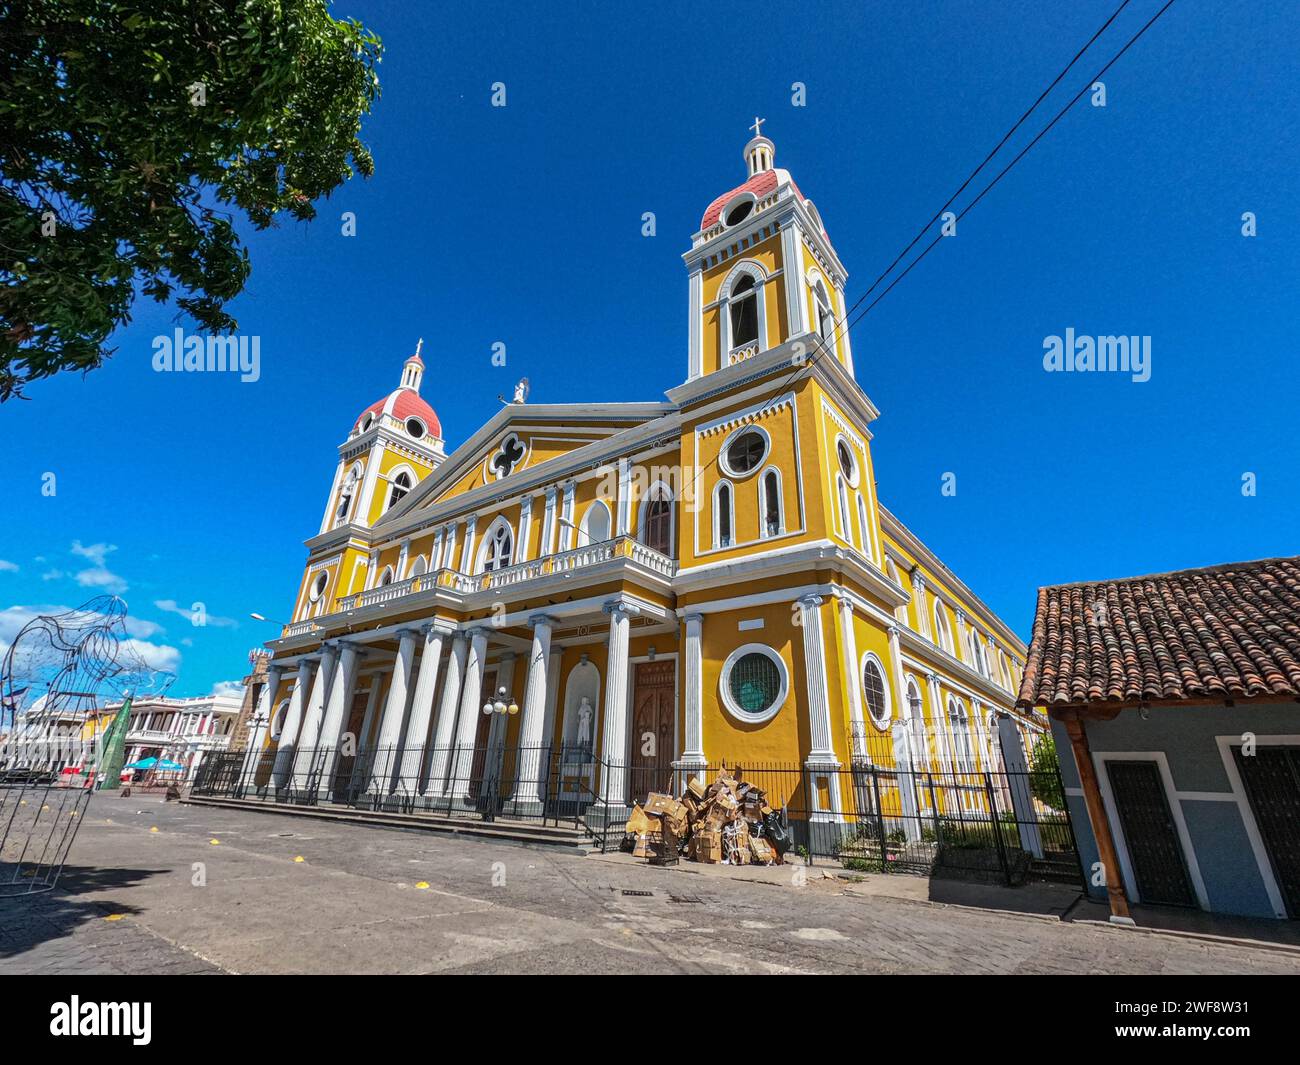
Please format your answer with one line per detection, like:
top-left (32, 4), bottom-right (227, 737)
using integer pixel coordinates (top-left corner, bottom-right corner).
top-left (749, 116), bottom-right (765, 138)
top-left (414, 337), bottom-right (423, 357)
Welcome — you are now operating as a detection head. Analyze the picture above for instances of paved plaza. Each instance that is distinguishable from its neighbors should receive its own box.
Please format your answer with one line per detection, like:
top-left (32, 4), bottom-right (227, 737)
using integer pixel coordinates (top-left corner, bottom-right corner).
top-left (2, 796), bottom-right (1298, 975)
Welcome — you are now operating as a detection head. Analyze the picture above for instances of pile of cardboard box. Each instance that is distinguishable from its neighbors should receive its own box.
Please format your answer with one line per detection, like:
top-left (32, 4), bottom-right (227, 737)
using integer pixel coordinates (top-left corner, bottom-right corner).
top-left (624, 767), bottom-right (791, 866)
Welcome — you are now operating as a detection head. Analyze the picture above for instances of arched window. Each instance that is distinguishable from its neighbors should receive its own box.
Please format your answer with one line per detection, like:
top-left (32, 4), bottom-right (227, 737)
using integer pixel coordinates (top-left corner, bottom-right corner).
top-left (640, 490), bottom-right (673, 555)
top-left (269, 699), bottom-right (291, 742)
top-left (407, 555), bottom-right (427, 579)
top-left (729, 274), bottom-right (759, 347)
top-left (948, 697), bottom-right (974, 771)
top-left (378, 566), bottom-right (395, 587)
top-left (760, 467), bottom-right (782, 537)
top-left (933, 602), bottom-right (953, 654)
top-left (856, 493), bottom-right (870, 555)
top-left (813, 279), bottom-right (835, 343)
top-left (387, 470), bottom-right (413, 512)
top-left (906, 678), bottom-right (923, 723)
top-left (714, 481), bottom-right (733, 548)
top-left (836, 475), bottom-right (851, 541)
top-left (479, 519), bottom-right (514, 573)
top-left (580, 499), bottom-right (611, 545)
top-left (861, 654), bottom-right (890, 728)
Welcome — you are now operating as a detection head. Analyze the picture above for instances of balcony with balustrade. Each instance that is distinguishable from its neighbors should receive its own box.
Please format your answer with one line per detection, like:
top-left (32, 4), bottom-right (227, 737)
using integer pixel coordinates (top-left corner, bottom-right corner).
top-left (282, 536), bottom-right (678, 640)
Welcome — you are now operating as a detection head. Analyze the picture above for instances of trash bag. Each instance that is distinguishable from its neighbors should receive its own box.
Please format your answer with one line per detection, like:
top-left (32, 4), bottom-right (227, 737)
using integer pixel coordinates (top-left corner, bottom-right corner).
top-left (763, 806), bottom-right (792, 857)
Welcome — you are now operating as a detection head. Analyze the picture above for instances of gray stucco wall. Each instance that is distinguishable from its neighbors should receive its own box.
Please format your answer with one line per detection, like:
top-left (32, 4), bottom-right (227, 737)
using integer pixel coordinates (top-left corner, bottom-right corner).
top-left (1052, 703), bottom-right (1297, 919)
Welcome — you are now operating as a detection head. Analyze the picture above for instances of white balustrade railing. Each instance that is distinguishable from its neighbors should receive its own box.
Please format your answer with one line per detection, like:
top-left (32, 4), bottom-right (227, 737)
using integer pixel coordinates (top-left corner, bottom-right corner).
top-left (296, 538), bottom-right (677, 626)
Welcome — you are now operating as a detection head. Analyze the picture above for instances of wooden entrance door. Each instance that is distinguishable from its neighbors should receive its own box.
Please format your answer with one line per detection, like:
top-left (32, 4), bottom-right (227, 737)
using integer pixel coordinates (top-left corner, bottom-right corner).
top-left (1106, 760), bottom-right (1196, 907)
top-left (629, 661), bottom-right (676, 802)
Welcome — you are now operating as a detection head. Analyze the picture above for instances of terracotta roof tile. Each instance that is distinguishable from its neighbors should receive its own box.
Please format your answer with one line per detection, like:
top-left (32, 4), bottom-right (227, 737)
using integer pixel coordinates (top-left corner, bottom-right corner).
top-left (1016, 556), bottom-right (1300, 709)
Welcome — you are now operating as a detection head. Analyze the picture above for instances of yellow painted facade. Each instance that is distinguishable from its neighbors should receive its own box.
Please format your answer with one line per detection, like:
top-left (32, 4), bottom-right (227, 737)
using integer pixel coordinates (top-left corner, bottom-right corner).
top-left (251, 130), bottom-right (1039, 823)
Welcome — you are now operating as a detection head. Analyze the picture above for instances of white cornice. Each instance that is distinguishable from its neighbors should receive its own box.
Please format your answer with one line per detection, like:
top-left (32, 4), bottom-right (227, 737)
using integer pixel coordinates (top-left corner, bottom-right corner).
top-left (880, 505), bottom-right (1028, 655)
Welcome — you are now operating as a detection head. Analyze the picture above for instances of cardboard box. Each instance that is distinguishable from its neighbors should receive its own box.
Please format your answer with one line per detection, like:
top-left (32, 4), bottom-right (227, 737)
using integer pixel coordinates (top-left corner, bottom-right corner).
top-left (749, 838), bottom-right (774, 865)
top-left (626, 804), bottom-right (655, 836)
top-left (686, 777), bottom-right (708, 802)
top-left (696, 829), bottom-right (723, 864)
top-left (644, 792), bottom-right (676, 816)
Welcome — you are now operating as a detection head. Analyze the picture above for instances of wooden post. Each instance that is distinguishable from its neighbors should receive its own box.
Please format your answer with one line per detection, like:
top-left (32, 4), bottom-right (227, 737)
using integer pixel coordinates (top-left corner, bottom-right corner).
top-left (1064, 716), bottom-right (1132, 923)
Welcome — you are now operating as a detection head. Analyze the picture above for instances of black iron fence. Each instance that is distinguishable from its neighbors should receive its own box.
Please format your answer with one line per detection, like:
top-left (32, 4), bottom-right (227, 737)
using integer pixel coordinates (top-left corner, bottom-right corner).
top-left (194, 740), bottom-right (1080, 887)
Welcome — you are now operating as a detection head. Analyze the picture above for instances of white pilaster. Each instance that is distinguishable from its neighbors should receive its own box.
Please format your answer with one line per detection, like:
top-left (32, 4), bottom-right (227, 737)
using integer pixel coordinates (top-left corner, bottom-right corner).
top-left (687, 262), bottom-right (703, 379)
top-left (461, 516), bottom-right (478, 573)
top-left (780, 220), bottom-right (808, 340)
top-left (542, 486), bottom-right (558, 556)
top-left (798, 595), bottom-right (838, 766)
top-left (515, 495), bottom-right (532, 562)
top-left (515, 615), bottom-right (554, 805)
top-left (615, 457), bottom-right (632, 537)
top-left (836, 595), bottom-right (867, 761)
top-left (424, 632), bottom-right (468, 797)
top-left (598, 598), bottom-right (636, 805)
top-left (561, 481), bottom-right (576, 550)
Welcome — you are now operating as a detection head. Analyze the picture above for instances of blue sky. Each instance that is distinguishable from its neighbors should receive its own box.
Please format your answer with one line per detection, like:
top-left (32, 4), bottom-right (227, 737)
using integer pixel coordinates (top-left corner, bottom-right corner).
top-left (2, 0), bottom-right (1296, 695)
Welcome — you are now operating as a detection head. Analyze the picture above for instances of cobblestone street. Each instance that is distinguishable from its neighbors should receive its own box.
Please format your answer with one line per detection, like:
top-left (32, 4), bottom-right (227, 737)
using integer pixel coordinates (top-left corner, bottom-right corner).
top-left (3, 796), bottom-right (1298, 976)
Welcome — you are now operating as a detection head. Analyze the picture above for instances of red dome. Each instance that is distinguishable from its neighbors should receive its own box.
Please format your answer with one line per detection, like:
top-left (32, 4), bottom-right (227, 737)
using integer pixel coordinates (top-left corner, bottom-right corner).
top-left (700, 170), bottom-right (779, 230)
top-left (355, 388), bottom-right (441, 438)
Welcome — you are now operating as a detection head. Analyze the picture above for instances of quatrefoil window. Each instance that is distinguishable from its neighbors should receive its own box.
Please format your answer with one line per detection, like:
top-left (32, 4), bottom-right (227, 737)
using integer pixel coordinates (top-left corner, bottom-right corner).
top-left (490, 432), bottom-right (527, 480)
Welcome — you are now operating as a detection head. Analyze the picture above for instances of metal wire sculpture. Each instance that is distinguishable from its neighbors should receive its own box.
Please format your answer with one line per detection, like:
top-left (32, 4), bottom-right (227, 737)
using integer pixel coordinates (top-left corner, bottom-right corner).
top-left (0, 596), bottom-right (174, 897)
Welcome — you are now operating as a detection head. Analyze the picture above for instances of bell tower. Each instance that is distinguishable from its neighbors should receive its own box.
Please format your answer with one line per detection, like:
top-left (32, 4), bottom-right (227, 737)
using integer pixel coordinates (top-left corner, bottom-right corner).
top-left (684, 122), bottom-right (853, 382)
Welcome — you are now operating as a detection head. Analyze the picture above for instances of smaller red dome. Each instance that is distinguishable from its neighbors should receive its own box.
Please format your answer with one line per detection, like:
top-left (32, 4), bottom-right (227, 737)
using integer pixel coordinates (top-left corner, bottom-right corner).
top-left (355, 388), bottom-right (441, 438)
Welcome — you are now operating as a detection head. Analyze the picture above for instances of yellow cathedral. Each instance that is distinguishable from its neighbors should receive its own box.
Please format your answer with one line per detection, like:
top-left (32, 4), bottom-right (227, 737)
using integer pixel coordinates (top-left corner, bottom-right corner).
top-left (237, 126), bottom-right (1042, 837)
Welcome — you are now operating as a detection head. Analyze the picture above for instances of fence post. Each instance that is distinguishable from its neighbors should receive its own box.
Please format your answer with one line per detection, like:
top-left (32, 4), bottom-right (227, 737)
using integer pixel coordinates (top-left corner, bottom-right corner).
top-left (984, 772), bottom-right (1012, 886)
top-left (870, 766), bottom-right (889, 874)
top-left (802, 768), bottom-right (815, 868)
top-left (927, 772), bottom-right (943, 844)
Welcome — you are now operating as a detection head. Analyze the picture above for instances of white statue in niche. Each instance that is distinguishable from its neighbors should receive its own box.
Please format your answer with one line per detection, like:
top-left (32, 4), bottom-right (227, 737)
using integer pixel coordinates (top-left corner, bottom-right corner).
top-left (576, 697), bottom-right (594, 752)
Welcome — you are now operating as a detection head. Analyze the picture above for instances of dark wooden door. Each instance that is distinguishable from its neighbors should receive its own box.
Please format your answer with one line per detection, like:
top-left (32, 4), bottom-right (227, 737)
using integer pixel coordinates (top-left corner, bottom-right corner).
top-left (628, 661), bottom-right (675, 802)
top-left (1106, 760), bottom-right (1196, 907)
top-left (1233, 746), bottom-right (1300, 918)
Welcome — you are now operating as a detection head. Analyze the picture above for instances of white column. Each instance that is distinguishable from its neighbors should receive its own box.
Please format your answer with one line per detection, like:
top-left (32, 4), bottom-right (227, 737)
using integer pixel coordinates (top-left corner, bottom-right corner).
top-left (615, 457), bottom-right (632, 536)
top-left (271, 657), bottom-right (311, 786)
top-left (398, 624), bottom-right (450, 787)
top-left (449, 627), bottom-right (489, 799)
top-left (836, 594), bottom-right (867, 761)
top-left (314, 642), bottom-right (364, 795)
top-left (290, 643), bottom-right (338, 788)
top-left (432, 526), bottom-right (445, 570)
top-left (369, 627), bottom-right (419, 794)
top-left (241, 665), bottom-right (282, 783)
top-left (424, 632), bottom-right (468, 797)
top-left (598, 598), bottom-right (636, 806)
top-left (678, 613), bottom-right (706, 777)
top-left (515, 615), bottom-right (555, 806)
top-left (955, 609), bottom-right (969, 663)
top-left (886, 624), bottom-right (909, 737)
top-left (356, 678), bottom-right (382, 753)
top-left (518, 495), bottom-right (534, 561)
top-left (927, 672), bottom-right (949, 769)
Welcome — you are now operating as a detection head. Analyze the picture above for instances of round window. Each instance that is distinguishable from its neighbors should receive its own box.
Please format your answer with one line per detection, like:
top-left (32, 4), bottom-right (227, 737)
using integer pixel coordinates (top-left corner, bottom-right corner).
top-left (360, 414), bottom-right (374, 432)
top-left (405, 417), bottom-right (425, 439)
top-left (836, 438), bottom-right (858, 486)
top-left (724, 198), bottom-right (754, 227)
top-left (721, 644), bottom-right (788, 723)
top-left (309, 573), bottom-right (328, 601)
top-left (722, 428), bottom-right (768, 477)
top-left (862, 656), bottom-right (889, 727)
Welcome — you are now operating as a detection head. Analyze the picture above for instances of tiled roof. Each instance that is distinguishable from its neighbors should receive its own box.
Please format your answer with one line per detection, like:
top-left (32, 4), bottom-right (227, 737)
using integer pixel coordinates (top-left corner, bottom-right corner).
top-left (355, 389), bottom-right (441, 437)
top-left (700, 170), bottom-right (780, 230)
top-left (1017, 556), bottom-right (1300, 710)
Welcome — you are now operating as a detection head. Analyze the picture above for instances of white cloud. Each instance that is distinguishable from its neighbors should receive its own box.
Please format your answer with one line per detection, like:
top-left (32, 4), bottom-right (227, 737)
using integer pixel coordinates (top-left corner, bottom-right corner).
top-left (41, 568), bottom-right (65, 581)
top-left (119, 637), bottom-right (182, 673)
top-left (210, 680), bottom-right (244, 699)
top-left (71, 541), bottom-right (116, 567)
top-left (0, 560), bottom-right (18, 573)
top-left (75, 566), bottom-right (128, 594)
top-left (154, 598), bottom-right (238, 629)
